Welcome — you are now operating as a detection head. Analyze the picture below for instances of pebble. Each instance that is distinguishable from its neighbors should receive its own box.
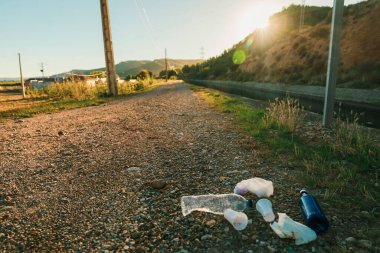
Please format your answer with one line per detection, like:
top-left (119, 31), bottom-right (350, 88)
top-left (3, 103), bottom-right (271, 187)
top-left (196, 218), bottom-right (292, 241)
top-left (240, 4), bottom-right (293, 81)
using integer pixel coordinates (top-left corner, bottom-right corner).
top-left (201, 234), bottom-right (212, 240)
top-left (259, 241), bottom-right (267, 246)
top-left (149, 180), bottom-right (167, 189)
top-left (358, 240), bottom-right (372, 249)
top-left (267, 245), bottom-right (276, 252)
top-left (127, 167), bottom-right (141, 173)
top-left (206, 219), bottom-right (216, 227)
top-left (345, 237), bottom-right (356, 243)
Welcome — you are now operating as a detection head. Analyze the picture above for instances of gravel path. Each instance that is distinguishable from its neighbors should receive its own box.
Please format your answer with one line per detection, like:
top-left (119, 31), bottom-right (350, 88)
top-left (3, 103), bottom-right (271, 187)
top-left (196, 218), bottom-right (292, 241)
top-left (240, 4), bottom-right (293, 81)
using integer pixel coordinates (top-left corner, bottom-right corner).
top-left (1, 84), bottom-right (339, 252)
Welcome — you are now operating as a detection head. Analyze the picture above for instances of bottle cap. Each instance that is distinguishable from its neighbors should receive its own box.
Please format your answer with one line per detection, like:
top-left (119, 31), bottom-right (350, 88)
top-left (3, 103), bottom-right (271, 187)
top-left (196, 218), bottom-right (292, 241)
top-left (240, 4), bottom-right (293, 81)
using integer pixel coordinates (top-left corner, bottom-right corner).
top-left (300, 189), bottom-right (308, 195)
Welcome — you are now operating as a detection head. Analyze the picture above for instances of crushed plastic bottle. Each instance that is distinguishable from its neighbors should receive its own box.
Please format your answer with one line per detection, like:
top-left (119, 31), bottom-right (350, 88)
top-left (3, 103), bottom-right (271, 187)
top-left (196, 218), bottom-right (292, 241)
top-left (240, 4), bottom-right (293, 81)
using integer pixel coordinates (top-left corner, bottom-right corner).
top-left (256, 198), bottom-right (275, 222)
top-left (234, 177), bottom-right (274, 198)
top-left (224, 208), bottom-right (248, 231)
top-left (270, 213), bottom-right (317, 245)
top-left (181, 193), bottom-right (253, 216)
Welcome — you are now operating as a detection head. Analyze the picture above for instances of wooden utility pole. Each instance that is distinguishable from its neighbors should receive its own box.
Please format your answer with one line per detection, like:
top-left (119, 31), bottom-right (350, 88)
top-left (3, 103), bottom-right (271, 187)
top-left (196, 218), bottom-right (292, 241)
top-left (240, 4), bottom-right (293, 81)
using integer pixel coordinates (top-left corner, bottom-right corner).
top-left (165, 48), bottom-right (168, 82)
top-left (100, 0), bottom-right (118, 96)
top-left (18, 53), bottom-right (25, 98)
top-left (323, 0), bottom-right (344, 127)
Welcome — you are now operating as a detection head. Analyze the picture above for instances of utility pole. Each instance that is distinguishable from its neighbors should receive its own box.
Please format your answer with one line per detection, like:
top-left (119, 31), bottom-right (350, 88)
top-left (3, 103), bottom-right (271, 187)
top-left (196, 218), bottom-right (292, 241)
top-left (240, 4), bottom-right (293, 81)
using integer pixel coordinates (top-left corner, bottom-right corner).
top-left (18, 53), bottom-right (25, 98)
top-left (100, 0), bottom-right (118, 96)
top-left (165, 48), bottom-right (168, 82)
top-left (40, 63), bottom-right (45, 78)
top-left (299, 0), bottom-right (306, 31)
top-left (200, 47), bottom-right (205, 60)
top-left (323, 0), bottom-right (344, 127)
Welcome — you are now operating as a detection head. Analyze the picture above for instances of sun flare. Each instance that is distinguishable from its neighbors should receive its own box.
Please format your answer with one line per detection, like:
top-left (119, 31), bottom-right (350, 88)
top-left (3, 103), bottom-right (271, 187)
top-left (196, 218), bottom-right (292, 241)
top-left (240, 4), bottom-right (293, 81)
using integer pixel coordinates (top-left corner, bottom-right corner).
top-left (237, 2), bottom-right (280, 33)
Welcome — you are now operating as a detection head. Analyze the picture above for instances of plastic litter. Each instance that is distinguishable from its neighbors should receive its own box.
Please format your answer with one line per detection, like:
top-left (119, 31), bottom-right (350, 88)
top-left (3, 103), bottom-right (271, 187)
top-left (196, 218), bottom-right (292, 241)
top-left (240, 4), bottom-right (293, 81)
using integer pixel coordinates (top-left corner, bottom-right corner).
top-left (181, 193), bottom-right (253, 216)
top-left (223, 208), bottom-right (248, 231)
top-left (256, 198), bottom-right (275, 222)
top-left (299, 189), bottom-right (329, 234)
top-left (234, 177), bottom-right (274, 198)
top-left (270, 213), bottom-right (317, 245)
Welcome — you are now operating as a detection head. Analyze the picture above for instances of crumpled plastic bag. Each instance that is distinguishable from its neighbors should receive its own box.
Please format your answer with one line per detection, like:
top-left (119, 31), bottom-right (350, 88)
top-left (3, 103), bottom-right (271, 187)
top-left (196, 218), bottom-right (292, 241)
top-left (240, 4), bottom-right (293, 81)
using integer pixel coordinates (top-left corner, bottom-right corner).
top-left (234, 177), bottom-right (274, 198)
top-left (270, 213), bottom-right (317, 245)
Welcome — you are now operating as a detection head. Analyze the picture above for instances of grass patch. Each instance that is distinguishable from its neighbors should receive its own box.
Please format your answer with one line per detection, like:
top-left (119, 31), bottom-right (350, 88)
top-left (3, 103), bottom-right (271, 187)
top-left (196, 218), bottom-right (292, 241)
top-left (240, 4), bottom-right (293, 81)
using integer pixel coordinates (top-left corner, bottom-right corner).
top-left (0, 99), bottom-right (106, 120)
top-left (0, 80), bottom-right (160, 120)
top-left (191, 85), bottom-right (380, 244)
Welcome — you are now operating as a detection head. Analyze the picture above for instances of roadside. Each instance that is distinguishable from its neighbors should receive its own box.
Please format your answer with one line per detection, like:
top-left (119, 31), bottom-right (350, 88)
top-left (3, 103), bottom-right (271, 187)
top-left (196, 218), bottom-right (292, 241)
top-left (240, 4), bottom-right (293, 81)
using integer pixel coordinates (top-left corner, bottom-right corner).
top-left (0, 83), bottom-right (378, 252)
top-left (0, 81), bottom-right (179, 120)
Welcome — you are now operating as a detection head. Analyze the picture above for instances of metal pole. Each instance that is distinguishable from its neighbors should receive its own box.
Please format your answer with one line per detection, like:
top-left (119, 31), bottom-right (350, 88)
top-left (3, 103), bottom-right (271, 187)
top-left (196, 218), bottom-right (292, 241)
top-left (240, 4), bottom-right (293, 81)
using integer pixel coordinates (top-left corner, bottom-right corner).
top-left (100, 0), bottom-right (118, 96)
top-left (323, 0), bottom-right (344, 127)
top-left (165, 48), bottom-right (168, 82)
top-left (18, 53), bottom-right (25, 98)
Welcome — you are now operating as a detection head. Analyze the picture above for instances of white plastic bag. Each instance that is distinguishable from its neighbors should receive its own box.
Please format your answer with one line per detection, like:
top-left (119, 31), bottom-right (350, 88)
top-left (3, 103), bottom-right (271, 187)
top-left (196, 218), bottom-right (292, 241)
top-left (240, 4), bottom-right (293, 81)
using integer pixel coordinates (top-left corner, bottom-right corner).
top-left (234, 177), bottom-right (274, 198)
top-left (270, 213), bottom-right (317, 245)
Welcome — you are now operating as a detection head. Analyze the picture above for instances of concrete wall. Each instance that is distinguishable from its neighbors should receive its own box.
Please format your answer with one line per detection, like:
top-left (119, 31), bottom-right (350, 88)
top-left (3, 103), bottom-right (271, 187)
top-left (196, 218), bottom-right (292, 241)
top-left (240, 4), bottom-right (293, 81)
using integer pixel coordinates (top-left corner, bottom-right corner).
top-left (187, 79), bottom-right (380, 127)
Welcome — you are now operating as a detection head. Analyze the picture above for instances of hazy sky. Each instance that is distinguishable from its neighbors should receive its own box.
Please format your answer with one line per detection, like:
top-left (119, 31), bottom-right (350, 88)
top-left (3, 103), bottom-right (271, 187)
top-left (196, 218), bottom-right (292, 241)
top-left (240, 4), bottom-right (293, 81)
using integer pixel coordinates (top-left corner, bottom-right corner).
top-left (0, 0), bottom-right (363, 77)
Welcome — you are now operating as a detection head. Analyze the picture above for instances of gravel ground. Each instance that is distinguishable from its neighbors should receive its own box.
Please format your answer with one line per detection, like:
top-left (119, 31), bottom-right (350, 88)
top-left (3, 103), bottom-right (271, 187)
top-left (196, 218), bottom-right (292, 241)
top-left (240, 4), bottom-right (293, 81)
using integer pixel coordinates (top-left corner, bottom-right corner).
top-left (0, 83), bottom-right (365, 252)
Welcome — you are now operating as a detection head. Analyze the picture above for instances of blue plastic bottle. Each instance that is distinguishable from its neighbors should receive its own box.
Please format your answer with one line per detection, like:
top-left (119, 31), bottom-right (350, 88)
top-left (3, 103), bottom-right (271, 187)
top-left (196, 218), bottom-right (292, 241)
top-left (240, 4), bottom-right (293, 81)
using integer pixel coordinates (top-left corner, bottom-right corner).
top-left (299, 189), bottom-right (329, 234)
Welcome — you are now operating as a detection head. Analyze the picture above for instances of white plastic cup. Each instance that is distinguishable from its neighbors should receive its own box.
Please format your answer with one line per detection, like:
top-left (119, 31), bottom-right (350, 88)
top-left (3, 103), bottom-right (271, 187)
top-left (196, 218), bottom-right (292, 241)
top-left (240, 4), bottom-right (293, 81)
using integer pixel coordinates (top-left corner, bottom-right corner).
top-left (256, 198), bottom-right (275, 222)
top-left (223, 208), bottom-right (248, 231)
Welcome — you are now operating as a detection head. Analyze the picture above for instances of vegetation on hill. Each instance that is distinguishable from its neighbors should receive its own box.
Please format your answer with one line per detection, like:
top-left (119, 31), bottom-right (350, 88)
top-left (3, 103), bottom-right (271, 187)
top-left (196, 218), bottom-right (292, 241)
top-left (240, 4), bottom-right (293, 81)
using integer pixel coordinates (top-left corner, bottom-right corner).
top-left (181, 0), bottom-right (380, 89)
top-left (62, 59), bottom-right (202, 80)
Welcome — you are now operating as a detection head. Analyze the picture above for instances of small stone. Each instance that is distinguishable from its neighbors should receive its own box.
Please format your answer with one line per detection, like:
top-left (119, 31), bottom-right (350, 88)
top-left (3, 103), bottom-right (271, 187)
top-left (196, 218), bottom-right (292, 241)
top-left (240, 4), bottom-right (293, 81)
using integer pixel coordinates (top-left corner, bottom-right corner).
top-left (177, 249), bottom-right (189, 253)
top-left (259, 241), bottom-right (267, 246)
top-left (123, 245), bottom-right (130, 250)
top-left (267, 245), bottom-right (276, 252)
top-left (172, 238), bottom-right (180, 243)
top-left (312, 247), bottom-right (316, 252)
top-left (201, 234), bottom-right (212, 240)
top-left (149, 180), bottom-right (167, 189)
top-left (60, 197), bottom-right (69, 203)
top-left (101, 244), bottom-right (112, 249)
top-left (206, 219), bottom-right (216, 227)
top-left (127, 167), bottom-right (141, 173)
top-left (248, 250), bottom-right (253, 253)
top-left (131, 233), bottom-right (140, 240)
top-left (224, 227), bottom-right (229, 233)
top-left (345, 237), bottom-right (356, 243)
top-left (358, 240), bottom-right (372, 249)
top-left (242, 235), bottom-right (249, 241)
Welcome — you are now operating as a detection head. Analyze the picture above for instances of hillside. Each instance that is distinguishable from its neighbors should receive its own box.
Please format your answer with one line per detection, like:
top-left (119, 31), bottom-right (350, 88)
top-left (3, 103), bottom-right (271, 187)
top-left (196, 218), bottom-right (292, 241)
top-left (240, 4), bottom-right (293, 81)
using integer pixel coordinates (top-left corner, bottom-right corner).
top-left (61, 59), bottom-right (202, 78)
top-left (182, 0), bottom-right (380, 89)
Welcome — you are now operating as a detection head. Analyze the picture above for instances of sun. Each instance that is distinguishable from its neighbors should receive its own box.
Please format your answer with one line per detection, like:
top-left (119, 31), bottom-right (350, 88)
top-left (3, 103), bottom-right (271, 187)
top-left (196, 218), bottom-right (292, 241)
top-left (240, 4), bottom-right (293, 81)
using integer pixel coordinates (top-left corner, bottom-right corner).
top-left (237, 2), bottom-right (280, 33)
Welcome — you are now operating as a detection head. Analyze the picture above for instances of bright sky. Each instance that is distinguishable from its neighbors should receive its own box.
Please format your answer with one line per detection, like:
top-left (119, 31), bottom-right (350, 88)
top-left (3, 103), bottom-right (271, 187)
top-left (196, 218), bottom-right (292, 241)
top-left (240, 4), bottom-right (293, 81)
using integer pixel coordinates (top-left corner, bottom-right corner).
top-left (0, 0), bottom-right (363, 77)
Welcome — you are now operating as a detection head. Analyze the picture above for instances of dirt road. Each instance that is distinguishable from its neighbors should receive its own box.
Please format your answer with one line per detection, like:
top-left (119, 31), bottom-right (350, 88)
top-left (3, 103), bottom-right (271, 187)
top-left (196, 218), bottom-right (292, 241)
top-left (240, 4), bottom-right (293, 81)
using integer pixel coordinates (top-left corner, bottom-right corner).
top-left (1, 84), bottom-right (334, 252)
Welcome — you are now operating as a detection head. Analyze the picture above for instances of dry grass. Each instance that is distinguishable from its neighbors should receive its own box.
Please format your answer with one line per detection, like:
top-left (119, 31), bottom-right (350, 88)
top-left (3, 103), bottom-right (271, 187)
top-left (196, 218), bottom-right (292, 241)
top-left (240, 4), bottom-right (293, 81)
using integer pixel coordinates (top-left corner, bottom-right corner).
top-left (265, 96), bottom-right (306, 133)
top-left (27, 80), bottom-right (154, 100)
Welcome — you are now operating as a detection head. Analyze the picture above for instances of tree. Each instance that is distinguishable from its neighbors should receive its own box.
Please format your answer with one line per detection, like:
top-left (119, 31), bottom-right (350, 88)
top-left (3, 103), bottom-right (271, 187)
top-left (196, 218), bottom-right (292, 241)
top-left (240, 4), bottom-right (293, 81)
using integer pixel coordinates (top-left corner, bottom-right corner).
top-left (91, 71), bottom-right (107, 78)
top-left (137, 69), bottom-right (152, 80)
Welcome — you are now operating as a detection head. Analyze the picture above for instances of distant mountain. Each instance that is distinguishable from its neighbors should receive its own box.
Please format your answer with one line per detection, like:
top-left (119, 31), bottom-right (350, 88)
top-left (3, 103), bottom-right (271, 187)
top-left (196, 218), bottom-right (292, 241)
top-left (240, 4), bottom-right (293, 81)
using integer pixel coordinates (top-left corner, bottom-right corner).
top-left (182, 0), bottom-right (380, 89)
top-left (56, 59), bottom-right (203, 78)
